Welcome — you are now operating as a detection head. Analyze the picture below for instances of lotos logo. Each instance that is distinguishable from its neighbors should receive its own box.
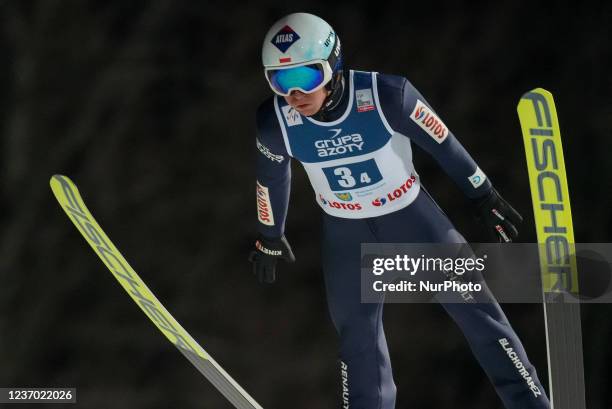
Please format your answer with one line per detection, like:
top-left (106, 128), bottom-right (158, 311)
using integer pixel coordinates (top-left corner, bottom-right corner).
top-left (411, 100), bottom-right (448, 143)
top-left (320, 194), bottom-right (362, 211)
top-left (256, 181), bottom-right (275, 226)
top-left (334, 192), bottom-right (353, 201)
top-left (271, 25), bottom-right (301, 53)
top-left (372, 174), bottom-right (417, 206)
top-left (315, 129), bottom-right (364, 157)
top-left (371, 197), bottom-right (387, 207)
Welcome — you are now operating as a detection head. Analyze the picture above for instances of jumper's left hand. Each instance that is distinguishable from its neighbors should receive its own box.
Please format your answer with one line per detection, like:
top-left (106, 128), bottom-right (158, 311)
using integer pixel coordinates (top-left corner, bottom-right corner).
top-left (472, 188), bottom-right (523, 242)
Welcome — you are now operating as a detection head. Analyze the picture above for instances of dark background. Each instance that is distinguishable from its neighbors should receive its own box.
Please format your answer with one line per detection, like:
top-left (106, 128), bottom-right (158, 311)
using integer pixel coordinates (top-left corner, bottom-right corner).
top-left (1, 1), bottom-right (611, 408)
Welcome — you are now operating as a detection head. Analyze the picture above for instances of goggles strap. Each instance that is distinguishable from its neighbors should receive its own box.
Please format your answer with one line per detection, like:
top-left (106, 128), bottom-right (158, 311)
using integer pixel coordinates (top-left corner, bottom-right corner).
top-left (323, 72), bottom-right (345, 110)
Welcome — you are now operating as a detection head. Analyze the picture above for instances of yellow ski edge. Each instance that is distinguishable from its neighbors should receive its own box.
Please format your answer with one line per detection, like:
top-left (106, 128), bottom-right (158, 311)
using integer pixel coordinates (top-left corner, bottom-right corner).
top-left (50, 174), bottom-right (209, 360)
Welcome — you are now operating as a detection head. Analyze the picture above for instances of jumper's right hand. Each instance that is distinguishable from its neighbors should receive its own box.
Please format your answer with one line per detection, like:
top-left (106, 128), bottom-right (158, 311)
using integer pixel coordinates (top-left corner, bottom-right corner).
top-left (248, 235), bottom-right (295, 284)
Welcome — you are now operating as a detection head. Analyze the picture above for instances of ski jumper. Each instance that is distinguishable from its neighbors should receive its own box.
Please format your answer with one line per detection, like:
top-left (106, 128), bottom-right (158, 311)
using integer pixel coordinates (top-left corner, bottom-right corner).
top-left (255, 70), bottom-right (550, 409)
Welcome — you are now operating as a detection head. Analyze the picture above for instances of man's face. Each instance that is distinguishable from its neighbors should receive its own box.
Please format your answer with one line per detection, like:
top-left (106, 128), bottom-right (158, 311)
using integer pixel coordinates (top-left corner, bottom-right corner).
top-left (284, 88), bottom-right (329, 117)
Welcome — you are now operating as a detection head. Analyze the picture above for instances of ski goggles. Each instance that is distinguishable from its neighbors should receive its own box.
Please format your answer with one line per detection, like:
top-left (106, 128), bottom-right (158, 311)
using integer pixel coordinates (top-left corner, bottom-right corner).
top-left (264, 60), bottom-right (333, 96)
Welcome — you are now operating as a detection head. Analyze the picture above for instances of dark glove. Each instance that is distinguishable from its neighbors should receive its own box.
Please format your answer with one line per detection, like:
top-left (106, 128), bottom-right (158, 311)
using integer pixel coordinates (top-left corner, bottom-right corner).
top-left (248, 235), bottom-right (295, 283)
top-left (472, 188), bottom-right (523, 242)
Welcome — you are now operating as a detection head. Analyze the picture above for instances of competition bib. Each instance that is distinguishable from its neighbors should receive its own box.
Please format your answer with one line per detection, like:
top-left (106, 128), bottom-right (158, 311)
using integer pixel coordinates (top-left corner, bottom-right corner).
top-left (274, 70), bottom-right (420, 218)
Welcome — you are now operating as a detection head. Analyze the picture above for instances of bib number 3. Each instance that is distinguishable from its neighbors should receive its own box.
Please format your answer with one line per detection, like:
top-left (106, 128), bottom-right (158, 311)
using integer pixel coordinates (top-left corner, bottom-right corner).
top-left (334, 167), bottom-right (356, 188)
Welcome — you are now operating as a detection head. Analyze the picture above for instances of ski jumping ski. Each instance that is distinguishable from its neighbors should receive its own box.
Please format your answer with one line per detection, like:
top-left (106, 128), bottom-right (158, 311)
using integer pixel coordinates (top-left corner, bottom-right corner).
top-left (50, 175), bottom-right (263, 409)
top-left (517, 88), bottom-right (586, 409)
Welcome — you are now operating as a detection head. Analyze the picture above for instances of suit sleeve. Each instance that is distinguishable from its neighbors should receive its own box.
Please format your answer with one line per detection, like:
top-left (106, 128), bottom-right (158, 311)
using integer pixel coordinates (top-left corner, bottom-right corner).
top-left (378, 74), bottom-right (493, 199)
top-left (255, 99), bottom-right (292, 238)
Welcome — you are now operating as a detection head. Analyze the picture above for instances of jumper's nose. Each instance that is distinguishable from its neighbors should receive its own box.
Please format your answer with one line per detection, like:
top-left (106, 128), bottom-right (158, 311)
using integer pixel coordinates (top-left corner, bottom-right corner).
top-left (290, 90), bottom-right (306, 99)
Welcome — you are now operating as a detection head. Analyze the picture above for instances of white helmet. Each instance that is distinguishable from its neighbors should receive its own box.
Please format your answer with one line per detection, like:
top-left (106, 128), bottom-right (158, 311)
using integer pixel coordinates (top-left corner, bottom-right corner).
top-left (261, 13), bottom-right (342, 96)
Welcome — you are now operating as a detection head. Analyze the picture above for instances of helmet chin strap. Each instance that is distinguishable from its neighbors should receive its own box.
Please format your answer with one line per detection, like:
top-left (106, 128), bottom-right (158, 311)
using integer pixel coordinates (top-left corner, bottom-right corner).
top-left (312, 72), bottom-right (346, 120)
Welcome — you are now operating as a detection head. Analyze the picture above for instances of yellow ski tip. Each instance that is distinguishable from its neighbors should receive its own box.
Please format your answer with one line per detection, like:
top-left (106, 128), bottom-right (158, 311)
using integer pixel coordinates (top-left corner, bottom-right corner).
top-left (50, 175), bottom-right (83, 208)
top-left (50, 175), bottom-right (62, 193)
top-left (520, 87), bottom-right (553, 100)
top-left (50, 174), bottom-right (69, 182)
top-left (50, 174), bottom-right (68, 197)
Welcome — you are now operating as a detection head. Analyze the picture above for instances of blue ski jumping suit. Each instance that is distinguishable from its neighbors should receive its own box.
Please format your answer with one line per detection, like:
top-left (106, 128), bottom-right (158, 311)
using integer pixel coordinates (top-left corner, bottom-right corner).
top-left (254, 70), bottom-right (550, 409)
